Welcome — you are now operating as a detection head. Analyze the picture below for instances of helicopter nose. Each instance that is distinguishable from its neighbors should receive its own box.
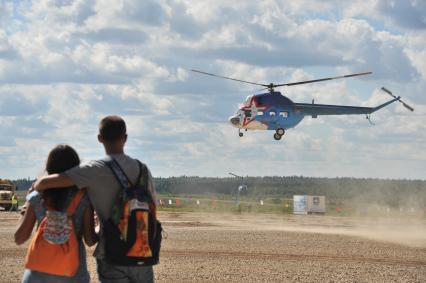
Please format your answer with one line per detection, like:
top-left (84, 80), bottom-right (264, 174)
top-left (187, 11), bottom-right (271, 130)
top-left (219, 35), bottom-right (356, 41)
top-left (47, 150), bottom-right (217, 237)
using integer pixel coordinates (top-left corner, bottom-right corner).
top-left (229, 116), bottom-right (240, 127)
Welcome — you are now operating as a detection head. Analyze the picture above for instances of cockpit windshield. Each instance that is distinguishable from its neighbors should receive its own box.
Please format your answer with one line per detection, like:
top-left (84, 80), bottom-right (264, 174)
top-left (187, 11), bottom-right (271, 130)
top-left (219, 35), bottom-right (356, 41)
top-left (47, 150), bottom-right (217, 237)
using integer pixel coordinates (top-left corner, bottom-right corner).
top-left (0, 185), bottom-right (12, 191)
top-left (242, 95), bottom-right (253, 107)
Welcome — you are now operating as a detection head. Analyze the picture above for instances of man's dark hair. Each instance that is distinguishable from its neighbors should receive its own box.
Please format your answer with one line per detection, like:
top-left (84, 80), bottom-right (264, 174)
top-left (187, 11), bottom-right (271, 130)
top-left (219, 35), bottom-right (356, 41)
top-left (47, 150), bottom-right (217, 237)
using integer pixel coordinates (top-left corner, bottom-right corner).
top-left (99, 115), bottom-right (127, 143)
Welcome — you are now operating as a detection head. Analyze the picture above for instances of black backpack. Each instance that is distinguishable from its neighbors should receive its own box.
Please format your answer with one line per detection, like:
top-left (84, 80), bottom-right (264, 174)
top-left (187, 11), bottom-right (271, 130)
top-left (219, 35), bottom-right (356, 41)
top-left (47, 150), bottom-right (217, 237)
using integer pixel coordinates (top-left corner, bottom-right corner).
top-left (103, 158), bottom-right (162, 266)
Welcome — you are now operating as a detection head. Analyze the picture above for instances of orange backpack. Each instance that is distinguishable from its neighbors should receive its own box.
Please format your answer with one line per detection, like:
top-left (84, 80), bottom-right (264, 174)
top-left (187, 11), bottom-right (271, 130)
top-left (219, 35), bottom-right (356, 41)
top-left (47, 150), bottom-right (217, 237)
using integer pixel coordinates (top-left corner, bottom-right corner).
top-left (103, 159), bottom-right (162, 266)
top-left (25, 190), bottom-right (85, 277)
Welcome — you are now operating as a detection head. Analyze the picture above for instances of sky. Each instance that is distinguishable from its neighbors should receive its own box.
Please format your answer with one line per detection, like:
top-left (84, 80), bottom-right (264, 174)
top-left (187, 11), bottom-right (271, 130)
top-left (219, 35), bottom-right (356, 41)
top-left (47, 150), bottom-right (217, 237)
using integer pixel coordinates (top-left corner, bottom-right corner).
top-left (0, 0), bottom-right (425, 180)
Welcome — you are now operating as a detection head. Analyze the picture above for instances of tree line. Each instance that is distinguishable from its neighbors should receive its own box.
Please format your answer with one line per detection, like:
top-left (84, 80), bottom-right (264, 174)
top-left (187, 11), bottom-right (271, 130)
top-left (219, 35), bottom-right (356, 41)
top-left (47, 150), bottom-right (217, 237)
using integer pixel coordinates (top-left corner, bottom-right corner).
top-left (12, 176), bottom-right (426, 208)
top-left (155, 176), bottom-right (426, 208)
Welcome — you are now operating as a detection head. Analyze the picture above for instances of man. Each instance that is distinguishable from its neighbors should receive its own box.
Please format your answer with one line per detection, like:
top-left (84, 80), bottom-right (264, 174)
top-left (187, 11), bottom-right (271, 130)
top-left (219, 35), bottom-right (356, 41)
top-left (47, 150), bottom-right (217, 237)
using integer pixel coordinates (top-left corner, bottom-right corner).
top-left (10, 193), bottom-right (18, 211)
top-left (34, 115), bottom-right (156, 283)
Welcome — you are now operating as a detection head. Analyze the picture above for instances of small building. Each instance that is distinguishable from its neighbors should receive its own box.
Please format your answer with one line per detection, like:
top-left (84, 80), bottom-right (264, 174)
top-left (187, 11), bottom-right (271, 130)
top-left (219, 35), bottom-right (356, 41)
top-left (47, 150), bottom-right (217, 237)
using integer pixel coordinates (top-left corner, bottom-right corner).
top-left (293, 195), bottom-right (326, 215)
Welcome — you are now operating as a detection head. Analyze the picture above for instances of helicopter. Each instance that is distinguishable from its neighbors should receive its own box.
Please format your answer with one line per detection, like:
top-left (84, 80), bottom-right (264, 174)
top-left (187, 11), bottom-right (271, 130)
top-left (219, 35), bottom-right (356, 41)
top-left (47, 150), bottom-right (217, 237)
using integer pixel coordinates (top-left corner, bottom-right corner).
top-left (192, 69), bottom-right (414, 140)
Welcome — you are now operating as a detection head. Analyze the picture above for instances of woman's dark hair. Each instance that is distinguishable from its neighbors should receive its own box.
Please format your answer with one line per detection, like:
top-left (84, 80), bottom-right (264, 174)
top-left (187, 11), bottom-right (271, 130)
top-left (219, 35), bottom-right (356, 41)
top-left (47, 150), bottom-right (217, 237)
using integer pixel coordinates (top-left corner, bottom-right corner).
top-left (41, 145), bottom-right (80, 211)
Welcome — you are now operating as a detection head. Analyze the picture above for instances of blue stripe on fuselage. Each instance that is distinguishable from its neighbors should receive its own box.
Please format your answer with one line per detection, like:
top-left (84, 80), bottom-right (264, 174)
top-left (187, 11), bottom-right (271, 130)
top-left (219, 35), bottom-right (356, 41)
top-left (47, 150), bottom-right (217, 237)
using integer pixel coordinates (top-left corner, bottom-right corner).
top-left (252, 92), bottom-right (305, 130)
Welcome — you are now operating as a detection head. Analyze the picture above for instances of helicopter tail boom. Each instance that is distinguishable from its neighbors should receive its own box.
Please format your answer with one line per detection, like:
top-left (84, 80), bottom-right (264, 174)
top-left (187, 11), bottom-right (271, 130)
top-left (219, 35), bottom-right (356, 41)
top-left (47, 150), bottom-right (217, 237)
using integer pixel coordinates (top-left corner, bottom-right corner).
top-left (371, 97), bottom-right (399, 113)
top-left (294, 87), bottom-right (414, 117)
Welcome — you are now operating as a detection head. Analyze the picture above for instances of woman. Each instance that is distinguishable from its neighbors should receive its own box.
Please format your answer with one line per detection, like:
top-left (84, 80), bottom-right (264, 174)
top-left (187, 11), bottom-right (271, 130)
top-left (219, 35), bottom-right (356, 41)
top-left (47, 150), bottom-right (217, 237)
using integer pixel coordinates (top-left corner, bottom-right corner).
top-left (15, 145), bottom-right (98, 283)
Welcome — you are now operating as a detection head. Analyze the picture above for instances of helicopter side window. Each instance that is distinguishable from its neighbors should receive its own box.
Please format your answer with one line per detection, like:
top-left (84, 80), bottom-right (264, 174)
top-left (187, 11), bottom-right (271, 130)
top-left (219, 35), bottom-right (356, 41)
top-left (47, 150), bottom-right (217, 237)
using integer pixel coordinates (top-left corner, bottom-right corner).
top-left (257, 111), bottom-right (263, 115)
top-left (244, 110), bottom-right (252, 118)
top-left (279, 111), bottom-right (289, 117)
top-left (269, 111), bottom-right (276, 116)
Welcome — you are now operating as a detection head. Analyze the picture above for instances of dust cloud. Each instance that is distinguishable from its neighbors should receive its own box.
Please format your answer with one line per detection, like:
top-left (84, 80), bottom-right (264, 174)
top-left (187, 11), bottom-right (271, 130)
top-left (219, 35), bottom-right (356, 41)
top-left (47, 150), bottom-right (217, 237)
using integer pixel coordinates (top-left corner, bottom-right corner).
top-left (180, 212), bottom-right (426, 248)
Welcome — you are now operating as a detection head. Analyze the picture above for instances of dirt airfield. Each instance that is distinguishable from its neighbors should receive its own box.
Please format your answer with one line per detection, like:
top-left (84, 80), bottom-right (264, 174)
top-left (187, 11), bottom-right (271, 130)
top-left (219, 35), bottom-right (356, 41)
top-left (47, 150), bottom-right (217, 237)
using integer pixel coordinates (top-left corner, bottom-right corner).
top-left (1, 211), bottom-right (425, 283)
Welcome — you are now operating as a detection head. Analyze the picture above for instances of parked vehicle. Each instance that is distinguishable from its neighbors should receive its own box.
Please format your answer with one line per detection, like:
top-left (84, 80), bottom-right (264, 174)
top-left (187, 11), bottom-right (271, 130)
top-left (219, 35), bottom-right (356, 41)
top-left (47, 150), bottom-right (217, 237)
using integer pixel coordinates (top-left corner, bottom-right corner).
top-left (0, 179), bottom-right (17, 211)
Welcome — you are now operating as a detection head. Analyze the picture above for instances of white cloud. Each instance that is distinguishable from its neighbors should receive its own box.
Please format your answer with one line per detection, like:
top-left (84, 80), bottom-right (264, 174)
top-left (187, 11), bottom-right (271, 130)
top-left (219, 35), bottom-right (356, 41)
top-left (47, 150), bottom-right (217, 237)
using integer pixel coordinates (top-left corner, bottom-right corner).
top-left (375, 0), bottom-right (426, 30)
top-left (0, 0), bottom-right (424, 179)
top-left (0, 28), bottom-right (18, 60)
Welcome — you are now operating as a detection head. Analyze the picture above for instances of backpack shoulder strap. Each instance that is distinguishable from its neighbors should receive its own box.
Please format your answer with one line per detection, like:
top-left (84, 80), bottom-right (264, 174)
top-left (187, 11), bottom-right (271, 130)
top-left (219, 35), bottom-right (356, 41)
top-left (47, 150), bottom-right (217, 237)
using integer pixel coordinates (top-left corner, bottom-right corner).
top-left (136, 160), bottom-right (158, 218)
top-left (106, 158), bottom-right (142, 190)
top-left (66, 189), bottom-right (86, 216)
top-left (135, 160), bottom-right (151, 197)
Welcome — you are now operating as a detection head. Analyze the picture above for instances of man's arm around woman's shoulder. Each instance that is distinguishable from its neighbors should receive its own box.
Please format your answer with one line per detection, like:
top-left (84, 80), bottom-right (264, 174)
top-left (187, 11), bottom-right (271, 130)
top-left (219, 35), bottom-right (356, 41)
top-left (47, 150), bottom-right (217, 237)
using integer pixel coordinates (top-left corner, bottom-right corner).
top-left (33, 173), bottom-right (75, 191)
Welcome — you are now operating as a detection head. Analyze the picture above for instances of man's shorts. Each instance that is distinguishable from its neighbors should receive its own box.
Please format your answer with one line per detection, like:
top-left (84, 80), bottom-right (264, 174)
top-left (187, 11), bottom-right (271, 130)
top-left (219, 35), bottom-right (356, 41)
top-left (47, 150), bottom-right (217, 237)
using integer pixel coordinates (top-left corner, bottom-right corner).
top-left (96, 259), bottom-right (154, 283)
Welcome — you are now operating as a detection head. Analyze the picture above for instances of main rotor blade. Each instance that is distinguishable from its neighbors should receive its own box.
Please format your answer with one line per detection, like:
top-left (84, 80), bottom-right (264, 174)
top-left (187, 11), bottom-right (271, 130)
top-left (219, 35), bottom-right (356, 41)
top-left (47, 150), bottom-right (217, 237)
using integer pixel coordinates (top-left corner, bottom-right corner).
top-left (275, 72), bottom-right (372, 87)
top-left (191, 69), bottom-right (267, 87)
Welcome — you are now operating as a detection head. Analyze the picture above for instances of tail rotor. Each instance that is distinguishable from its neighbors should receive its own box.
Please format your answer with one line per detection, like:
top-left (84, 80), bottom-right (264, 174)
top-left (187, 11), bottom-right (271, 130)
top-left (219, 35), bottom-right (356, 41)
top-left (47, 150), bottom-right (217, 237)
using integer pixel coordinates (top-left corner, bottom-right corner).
top-left (381, 87), bottom-right (414, 112)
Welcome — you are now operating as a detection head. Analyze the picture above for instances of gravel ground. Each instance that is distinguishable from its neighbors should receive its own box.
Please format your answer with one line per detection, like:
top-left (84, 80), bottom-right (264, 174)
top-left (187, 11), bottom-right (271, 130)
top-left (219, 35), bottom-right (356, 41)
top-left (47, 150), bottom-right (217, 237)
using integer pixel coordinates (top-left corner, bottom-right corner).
top-left (1, 211), bottom-right (425, 282)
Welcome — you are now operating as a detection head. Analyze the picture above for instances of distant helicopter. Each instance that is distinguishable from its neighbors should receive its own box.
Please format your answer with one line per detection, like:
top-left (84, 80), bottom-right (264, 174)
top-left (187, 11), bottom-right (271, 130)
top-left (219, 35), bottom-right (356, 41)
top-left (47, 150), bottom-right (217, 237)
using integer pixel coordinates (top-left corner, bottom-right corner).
top-left (229, 172), bottom-right (247, 204)
top-left (192, 70), bottom-right (414, 140)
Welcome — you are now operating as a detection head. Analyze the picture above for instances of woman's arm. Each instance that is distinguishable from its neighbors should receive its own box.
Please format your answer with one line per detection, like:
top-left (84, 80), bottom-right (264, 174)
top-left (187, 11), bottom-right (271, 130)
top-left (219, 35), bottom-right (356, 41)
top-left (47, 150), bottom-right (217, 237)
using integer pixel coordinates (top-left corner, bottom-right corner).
top-left (14, 202), bottom-right (36, 245)
top-left (82, 205), bottom-right (99, 247)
